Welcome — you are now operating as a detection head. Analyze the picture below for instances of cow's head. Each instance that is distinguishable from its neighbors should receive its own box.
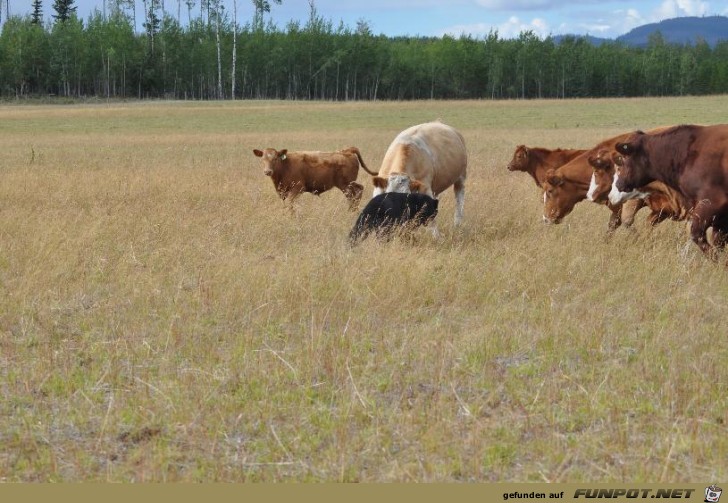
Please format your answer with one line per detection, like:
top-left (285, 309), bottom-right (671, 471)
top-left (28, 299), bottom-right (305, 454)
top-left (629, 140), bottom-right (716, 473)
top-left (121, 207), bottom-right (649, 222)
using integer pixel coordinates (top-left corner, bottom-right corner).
top-left (253, 148), bottom-right (288, 176)
top-left (586, 148), bottom-right (615, 203)
top-left (607, 150), bottom-right (650, 206)
top-left (613, 131), bottom-right (652, 193)
top-left (372, 173), bottom-right (425, 196)
top-left (507, 145), bottom-right (529, 171)
top-left (542, 168), bottom-right (584, 224)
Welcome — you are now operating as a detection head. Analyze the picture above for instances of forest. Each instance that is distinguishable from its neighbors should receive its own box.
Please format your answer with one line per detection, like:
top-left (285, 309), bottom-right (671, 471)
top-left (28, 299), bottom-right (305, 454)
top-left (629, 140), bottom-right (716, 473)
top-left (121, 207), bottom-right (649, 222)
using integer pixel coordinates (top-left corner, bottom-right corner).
top-left (1, 0), bottom-right (727, 100)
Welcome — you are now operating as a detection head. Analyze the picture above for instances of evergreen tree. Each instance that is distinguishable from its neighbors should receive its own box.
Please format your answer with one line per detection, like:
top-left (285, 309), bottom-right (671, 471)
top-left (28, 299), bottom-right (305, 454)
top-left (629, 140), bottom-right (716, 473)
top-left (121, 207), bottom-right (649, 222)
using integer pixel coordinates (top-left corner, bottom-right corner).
top-left (52, 0), bottom-right (77, 22)
top-left (252, 0), bottom-right (281, 31)
top-left (32, 0), bottom-right (44, 25)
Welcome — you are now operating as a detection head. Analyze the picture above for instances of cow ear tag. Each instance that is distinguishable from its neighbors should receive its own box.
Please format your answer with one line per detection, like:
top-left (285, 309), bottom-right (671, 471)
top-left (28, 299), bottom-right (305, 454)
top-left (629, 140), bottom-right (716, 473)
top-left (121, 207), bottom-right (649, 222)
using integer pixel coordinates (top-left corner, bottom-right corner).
top-left (280, 154), bottom-right (287, 160)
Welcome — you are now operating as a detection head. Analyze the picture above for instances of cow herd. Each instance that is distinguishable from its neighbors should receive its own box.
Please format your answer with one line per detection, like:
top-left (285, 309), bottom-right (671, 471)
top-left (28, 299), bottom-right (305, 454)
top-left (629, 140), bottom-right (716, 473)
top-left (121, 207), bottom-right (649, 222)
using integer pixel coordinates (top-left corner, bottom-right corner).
top-left (253, 120), bottom-right (728, 261)
top-left (524, 123), bottom-right (728, 260)
top-left (253, 120), bottom-right (466, 245)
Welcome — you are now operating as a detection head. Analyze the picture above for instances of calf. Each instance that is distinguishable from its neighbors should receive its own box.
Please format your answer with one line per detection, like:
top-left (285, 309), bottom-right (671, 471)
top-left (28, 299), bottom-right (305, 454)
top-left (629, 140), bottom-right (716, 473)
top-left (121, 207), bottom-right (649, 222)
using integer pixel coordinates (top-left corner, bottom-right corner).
top-left (253, 146), bottom-right (377, 211)
top-left (349, 192), bottom-right (439, 245)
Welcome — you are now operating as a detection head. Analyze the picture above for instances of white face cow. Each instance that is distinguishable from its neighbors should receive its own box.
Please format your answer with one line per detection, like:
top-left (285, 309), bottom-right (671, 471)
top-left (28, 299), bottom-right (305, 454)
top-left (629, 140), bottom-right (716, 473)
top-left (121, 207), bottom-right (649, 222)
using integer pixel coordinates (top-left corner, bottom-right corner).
top-left (372, 173), bottom-right (426, 197)
top-left (587, 173), bottom-right (599, 202)
top-left (608, 172), bottom-right (649, 206)
top-left (385, 173), bottom-right (414, 194)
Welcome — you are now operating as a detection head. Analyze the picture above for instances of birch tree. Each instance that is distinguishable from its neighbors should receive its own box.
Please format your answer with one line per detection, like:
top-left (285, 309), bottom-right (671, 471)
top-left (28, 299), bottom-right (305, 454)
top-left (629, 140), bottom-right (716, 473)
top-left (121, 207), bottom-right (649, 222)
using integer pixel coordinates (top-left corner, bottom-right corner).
top-left (212, 0), bottom-right (222, 98)
top-left (231, 0), bottom-right (237, 98)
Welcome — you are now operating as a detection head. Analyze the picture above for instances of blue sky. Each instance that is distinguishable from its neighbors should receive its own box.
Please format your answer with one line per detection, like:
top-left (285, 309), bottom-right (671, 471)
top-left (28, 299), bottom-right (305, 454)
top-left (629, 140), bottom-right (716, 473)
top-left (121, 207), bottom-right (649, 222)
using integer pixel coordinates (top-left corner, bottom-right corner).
top-left (9, 0), bottom-right (728, 39)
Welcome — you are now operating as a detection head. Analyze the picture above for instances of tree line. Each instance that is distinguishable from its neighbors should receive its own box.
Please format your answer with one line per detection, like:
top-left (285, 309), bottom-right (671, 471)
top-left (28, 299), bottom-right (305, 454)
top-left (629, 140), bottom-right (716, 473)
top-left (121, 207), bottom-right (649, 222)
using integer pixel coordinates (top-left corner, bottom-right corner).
top-left (1, 0), bottom-right (727, 100)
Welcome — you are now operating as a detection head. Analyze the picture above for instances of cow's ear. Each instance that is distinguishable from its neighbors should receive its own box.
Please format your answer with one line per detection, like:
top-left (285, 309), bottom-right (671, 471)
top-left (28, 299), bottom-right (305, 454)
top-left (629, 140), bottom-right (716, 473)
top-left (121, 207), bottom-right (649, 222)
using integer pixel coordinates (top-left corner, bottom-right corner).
top-left (279, 149), bottom-right (288, 160)
top-left (546, 169), bottom-right (563, 187)
top-left (253, 149), bottom-right (263, 157)
top-left (372, 176), bottom-right (387, 189)
top-left (409, 180), bottom-right (424, 193)
top-left (616, 142), bottom-right (633, 156)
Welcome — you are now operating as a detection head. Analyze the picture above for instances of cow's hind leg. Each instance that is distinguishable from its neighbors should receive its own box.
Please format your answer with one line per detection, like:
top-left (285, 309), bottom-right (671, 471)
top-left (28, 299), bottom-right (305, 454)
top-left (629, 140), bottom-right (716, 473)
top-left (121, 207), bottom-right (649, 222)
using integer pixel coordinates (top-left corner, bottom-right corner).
top-left (344, 182), bottom-right (364, 211)
top-left (647, 210), bottom-right (671, 227)
top-left (453, 179), bottom-right (465, 226)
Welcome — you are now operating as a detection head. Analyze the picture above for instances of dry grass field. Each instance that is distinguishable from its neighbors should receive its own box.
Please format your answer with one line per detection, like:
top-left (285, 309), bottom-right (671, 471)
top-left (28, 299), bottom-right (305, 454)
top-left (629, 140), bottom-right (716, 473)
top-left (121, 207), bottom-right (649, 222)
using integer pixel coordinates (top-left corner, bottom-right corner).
top-left (0, 97), bottom-right (726, 482)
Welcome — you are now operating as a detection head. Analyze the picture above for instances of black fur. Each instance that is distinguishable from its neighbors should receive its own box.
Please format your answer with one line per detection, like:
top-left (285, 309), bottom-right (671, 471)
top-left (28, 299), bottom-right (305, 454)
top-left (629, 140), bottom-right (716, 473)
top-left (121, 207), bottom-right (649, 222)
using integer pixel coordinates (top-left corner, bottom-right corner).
top-left (349, 192), bottom-right (439, 245)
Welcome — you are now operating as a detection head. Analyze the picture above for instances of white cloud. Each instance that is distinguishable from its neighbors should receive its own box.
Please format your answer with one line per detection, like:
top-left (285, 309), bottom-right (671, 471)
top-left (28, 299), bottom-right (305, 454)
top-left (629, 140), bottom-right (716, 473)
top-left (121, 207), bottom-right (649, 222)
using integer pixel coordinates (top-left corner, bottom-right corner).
top-left (578, 23), bottom-right (612, 35)
top-left (439, 22), bottom-right (493, 37)
top-left (439, 16), bottom-right (550, 38)
top-left (654, 0), bottom-right (708, 20)
top-left (497, 16), bottom-right (550, 38)
top-left (625, 8), bottom-right (647, 28)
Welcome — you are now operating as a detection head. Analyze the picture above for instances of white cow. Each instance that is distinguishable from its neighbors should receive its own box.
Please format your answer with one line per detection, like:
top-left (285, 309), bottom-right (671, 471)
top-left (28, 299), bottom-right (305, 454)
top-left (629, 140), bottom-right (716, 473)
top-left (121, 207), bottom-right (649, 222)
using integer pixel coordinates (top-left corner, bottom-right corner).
top-left (371, 121), bottom-right (468, 226)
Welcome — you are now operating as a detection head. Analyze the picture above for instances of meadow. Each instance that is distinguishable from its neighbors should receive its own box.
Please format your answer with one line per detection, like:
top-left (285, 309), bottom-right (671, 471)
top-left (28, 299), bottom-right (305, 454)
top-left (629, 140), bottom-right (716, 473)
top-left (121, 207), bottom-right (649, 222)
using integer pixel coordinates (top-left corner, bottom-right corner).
top-left (0, 97), bottom-right (726, 482)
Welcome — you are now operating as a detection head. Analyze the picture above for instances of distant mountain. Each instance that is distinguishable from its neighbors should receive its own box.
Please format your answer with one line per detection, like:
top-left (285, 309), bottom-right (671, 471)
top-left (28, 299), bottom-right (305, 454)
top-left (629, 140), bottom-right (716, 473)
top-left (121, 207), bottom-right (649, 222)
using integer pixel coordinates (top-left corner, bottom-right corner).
top-left (552, 15), bottom-right (728, 48)
top-left (617, 16), bottom-right (728, 47)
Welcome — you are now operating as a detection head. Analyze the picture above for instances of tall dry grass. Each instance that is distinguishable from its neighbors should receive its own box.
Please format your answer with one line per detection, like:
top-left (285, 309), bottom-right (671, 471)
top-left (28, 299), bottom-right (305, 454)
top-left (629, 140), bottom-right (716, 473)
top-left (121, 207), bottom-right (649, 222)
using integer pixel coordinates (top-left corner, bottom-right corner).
top-left (0, 98), bottom-right (726, 482)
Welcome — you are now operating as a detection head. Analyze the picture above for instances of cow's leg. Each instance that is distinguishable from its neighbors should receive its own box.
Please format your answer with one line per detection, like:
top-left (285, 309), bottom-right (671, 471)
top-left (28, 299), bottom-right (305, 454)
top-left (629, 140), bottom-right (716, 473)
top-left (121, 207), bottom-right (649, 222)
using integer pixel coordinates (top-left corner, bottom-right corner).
top-left (606, 204), bottom-right (622, 233)
top-left (453, 179), bottom-right (465, 226)
top-left (344, 182), bottom-right (364, 211)
top-left (710, 212), bottom-right (728, 249)
top-left (277, 190), bottom-right (292, 213)
top-left (620, 198), bottom-right (645, 228)
top-left (283, 189), bottom-right (302, 215)
top-left (421, 187), bottom-right (441, 238)
top-left (689, 199), bottom-right (718, 259)
top-left (647, 210), bottom-right (670, 227)
top-left (712, 228), bottom-right (728, 249)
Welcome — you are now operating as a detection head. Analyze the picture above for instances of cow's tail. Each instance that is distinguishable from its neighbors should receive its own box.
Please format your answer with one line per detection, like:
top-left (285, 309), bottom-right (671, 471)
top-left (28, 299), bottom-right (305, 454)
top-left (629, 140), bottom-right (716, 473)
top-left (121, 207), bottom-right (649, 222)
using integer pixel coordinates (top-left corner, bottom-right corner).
top-left (347, 147), bottom-right (378, 176)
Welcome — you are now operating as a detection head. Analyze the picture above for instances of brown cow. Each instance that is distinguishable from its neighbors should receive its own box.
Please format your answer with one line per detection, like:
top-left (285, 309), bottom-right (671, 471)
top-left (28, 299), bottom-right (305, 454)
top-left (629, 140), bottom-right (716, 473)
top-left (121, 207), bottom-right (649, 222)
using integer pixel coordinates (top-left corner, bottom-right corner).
top-left (507, 145), bottom-right (585, 188)
top-left (541, 149), bottom-right (624, 231)
top-left (541, 129), bottom-right (667, 231)
top-left (614, 124), bottom-right (728, 257)
top-left (587, 148), bottom-right (690, 227)
top-left (252, 146), bottom-right (377, 211)
top-left (371, 121), bottom-right (467, 226)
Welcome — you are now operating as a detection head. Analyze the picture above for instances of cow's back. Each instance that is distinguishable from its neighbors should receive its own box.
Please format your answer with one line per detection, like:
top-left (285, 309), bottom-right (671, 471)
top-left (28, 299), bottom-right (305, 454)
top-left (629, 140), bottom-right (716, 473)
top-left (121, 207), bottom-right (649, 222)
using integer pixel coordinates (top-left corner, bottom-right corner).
top-left (689, 125), bottom-right (728, 175)
top-left (379, 121), bottom-right (467, 195)
top-left (639, 125), bottom-right (728, 199)
top-left (289, 150), bottom-right (360, 191)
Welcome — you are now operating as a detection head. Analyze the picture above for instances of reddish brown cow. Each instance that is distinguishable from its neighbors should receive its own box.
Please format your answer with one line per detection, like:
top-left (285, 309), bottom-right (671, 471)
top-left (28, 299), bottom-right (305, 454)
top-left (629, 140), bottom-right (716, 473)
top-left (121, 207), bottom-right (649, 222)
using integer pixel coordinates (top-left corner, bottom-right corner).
top-left (541, 149), bottom-right (625, 231)
top-left (253, 147), bottom-right (377, 211)
top-left (587, 148), bottom-right (690, 227)
top-left (614, 124), bottom-right (728, 257)
top-left (507, 145), bottom-right (585, 188)
top-left (541, 129), bottom-right (667, 231)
